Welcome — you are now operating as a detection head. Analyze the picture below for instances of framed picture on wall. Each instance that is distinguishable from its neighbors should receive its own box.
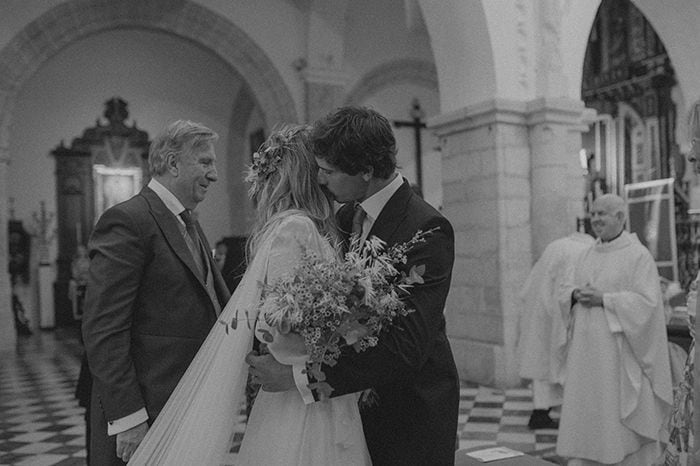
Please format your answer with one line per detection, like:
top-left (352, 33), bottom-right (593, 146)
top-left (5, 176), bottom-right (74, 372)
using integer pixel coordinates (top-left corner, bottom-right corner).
top-left (93, 165), bottom-right (142, 220)
top-left (624, 177), bottom-right (677, 281)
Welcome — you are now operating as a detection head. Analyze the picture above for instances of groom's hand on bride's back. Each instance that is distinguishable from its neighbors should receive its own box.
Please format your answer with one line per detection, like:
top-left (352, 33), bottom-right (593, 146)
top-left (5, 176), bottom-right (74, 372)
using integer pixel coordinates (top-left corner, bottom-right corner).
top-left (245, 351), bottom-right (294, 392)
top-left (116, 421), bottom-right (148, 463)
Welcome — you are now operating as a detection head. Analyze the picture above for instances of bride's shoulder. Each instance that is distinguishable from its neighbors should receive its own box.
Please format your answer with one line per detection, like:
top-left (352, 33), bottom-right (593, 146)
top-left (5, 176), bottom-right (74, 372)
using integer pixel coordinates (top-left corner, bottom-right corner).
top-left (276, 210), bottom-right (315, 228)
top-left (269, 210), bottom-right (317, 237)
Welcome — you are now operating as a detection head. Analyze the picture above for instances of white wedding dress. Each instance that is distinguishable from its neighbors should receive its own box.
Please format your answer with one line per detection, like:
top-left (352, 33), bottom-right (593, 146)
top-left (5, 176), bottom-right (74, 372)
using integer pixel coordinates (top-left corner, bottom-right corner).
top-left (129, 211), bottom-right (370, 466)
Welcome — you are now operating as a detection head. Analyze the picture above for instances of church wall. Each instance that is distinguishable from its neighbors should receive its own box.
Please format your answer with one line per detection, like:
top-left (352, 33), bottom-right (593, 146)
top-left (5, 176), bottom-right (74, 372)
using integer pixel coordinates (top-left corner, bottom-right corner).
top-left (194, 0), bottom-right (308, 122)
top-left (344, 0), bottom-right (434, 85)
top-left (0, 0), bottom-right (65, 46)
top-left (358, 82), bottom-right (441, 209)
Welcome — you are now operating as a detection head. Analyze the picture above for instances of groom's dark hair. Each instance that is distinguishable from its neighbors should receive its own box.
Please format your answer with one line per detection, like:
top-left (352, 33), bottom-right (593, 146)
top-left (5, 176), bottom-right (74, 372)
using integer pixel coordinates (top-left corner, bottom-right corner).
top-left (310, 106), bottom-right (397, 179)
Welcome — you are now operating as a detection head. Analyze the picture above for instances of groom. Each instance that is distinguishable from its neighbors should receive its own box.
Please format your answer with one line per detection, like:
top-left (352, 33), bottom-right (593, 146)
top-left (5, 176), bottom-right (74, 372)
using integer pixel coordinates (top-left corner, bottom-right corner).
top-left (249, 106), bottom-right (460, 465)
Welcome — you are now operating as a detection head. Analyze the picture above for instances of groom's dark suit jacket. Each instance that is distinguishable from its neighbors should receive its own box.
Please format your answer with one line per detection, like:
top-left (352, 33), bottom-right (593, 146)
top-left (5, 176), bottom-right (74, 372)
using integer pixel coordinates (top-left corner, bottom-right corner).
top-left (82, 186), bottom-right (230, 465)
top-left (324, 179), bottom-right (460, 466)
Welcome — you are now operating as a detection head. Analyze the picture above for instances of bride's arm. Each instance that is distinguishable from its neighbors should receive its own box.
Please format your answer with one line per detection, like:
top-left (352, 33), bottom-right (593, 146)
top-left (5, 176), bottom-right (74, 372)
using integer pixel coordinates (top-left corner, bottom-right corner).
top-left (254, 215), bottom-right (326, 400)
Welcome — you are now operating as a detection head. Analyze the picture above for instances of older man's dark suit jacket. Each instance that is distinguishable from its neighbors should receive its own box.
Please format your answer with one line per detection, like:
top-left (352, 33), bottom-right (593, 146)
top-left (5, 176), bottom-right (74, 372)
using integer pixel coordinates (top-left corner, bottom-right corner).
top-left (82, 186), bottom-right (230, 465)
top-left (323, 179), bottom-right (460, 466)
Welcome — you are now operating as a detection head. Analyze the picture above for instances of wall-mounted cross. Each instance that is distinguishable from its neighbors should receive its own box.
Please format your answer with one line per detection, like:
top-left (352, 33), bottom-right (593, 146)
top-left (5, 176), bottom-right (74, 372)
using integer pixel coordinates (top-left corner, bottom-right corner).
top-left (393, 98), bottom-right (426, 189)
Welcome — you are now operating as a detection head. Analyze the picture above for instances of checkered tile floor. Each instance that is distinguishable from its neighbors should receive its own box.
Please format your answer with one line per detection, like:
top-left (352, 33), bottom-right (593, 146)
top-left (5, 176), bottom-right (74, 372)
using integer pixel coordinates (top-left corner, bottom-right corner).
top-left (456, 385), bottom-right (561, 462)
top-left (1, 329), bottom-right (562, 465)
top-left (0, 328), bottom-right (87, 466)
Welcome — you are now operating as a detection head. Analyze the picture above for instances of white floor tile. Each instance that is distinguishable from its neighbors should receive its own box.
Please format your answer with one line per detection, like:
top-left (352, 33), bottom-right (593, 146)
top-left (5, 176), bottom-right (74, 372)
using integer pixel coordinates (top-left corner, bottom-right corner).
top-left (469, 407), bottom-right (503, 417)
top-left (461, 422), bottom-right (500, 433)
top-left (11, 442), bottom-right (63, 454)
top-left (502, 401), bottom-right (534, 410)
top-left (14, 454), bottom-right (69, 466)
top-left (10, 431), bottom-right (58, 443)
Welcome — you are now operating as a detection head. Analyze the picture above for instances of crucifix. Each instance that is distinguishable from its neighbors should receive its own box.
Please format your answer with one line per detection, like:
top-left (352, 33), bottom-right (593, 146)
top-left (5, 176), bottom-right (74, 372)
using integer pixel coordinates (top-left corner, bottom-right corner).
top-left (393, 98), bottom-right (427, 189)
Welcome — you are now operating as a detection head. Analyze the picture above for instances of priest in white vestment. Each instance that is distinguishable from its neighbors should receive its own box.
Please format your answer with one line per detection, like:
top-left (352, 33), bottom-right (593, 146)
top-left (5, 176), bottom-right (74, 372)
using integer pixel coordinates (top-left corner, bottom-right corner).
top-left (517, 231), bottom-right (594, 429)
top-left (556, 194), bottom-right (672, 465)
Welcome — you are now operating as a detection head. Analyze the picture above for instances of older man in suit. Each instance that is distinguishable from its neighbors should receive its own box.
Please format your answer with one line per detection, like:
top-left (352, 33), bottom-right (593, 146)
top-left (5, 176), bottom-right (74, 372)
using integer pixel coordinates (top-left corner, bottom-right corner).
top-left (249, 106), bottom-right (459, 465)
top-left (82, 120), bottom-right (231, 465)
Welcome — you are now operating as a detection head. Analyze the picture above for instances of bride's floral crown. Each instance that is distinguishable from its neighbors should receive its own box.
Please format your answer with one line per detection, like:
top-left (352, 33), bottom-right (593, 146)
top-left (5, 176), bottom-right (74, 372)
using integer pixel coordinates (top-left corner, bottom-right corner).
top-left (249, 146), bottom-right (282, 180)
top-left (245, 126), bottom-right (306, 195)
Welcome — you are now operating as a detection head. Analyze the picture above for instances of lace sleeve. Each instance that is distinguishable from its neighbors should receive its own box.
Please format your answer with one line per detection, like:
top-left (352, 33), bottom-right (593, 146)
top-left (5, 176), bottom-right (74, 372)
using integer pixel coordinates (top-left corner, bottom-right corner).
top-left (266, 216), bottom-right (316, 284)
top-left (260, 214), bottom-right (330, 365)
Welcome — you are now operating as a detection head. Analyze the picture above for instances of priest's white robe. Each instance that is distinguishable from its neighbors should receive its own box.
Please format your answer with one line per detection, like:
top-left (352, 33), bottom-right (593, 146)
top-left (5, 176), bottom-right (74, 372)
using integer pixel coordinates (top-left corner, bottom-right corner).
top-left (518, 232), bottom-right (594, 387)
top-left (556, 231), bottom-right (672, 465)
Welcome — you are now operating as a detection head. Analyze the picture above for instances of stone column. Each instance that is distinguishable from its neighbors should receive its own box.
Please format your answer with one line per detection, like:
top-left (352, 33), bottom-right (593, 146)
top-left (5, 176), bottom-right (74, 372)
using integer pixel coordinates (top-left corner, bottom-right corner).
top-left (0, 144), bottom-right (16, 351)
top-left (527, 97), bottom-right (593, 257)
top-left (429, 97), bottom-right (590, 386)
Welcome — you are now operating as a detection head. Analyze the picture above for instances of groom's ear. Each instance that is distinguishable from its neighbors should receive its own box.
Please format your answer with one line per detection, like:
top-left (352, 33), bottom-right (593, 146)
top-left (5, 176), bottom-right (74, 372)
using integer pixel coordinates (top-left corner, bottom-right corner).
top-left (361, 166), bottom-right (373, 181)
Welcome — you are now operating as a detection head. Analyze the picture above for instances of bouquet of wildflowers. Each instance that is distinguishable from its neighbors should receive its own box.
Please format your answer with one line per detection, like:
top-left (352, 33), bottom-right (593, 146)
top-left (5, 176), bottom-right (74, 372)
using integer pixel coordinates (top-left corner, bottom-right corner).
top-left (256, 228), bottom-right (436, 399)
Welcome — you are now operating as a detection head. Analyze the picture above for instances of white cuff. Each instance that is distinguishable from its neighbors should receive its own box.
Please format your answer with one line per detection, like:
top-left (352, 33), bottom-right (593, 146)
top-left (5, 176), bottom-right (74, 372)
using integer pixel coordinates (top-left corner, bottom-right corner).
top-left (107, 408), bottom-right (148, 436)
top-left (602, 295), bottom-right (623, 333)
top-left (293, 364), bottom-right (315, 405)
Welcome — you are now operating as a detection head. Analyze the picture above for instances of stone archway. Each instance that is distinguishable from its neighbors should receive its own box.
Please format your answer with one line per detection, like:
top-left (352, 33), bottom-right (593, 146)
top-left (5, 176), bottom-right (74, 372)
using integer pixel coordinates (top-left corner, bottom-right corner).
top-left (344, 59), bottom-right (438, 106)
top-left (0, 0), bottom-right (298, 349)
top-left (0, 0), bottom-right (298, 150)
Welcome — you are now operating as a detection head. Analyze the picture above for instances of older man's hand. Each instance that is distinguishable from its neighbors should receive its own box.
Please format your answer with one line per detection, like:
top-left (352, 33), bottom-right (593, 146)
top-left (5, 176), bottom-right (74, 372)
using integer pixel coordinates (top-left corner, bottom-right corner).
top-left (116, 421), bottom-right (148, 463)
top-left (245, 351), bottom-right (295, 392)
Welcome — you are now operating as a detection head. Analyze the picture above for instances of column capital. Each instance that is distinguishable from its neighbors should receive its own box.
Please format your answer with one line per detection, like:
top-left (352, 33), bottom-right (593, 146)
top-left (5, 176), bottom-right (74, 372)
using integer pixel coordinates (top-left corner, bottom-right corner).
top-left (300, 65), bottom-right (350, 87)
top-left (525, 97), bottom-right (595, 130)
top-left (429, 97), bottom-right (595, 137)
top-left (428, 98), bottom-right (527, 137)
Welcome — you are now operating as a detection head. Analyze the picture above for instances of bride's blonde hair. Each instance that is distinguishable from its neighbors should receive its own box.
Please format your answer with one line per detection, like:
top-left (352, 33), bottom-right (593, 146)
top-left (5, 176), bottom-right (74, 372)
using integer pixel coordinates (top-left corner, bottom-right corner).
top-left (245, 124), bottom-right (338, 260)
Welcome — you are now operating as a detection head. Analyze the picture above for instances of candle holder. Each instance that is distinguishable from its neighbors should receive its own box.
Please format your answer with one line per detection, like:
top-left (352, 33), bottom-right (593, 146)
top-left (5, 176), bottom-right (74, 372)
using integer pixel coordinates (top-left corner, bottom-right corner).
top-left (31, 201), bottom-right (56, 266)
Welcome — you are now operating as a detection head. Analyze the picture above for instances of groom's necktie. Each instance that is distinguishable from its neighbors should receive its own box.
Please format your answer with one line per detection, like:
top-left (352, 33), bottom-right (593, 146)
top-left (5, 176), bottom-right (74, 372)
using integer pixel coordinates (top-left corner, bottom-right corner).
top-left (351, 203), bottom-right (366, 238)
top-left (180, 209), bottom-right (207, 278)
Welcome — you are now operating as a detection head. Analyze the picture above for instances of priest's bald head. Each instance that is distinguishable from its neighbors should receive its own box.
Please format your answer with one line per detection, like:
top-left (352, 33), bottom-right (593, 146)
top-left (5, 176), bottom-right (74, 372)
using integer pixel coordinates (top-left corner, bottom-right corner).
top-left (590, 194), bottom-right (626, 241)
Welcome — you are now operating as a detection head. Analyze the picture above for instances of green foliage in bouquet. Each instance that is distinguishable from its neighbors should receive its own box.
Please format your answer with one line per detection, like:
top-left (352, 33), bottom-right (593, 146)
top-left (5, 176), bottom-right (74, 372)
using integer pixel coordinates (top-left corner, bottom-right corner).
top-left (258, 228), bottom-right (437, 400)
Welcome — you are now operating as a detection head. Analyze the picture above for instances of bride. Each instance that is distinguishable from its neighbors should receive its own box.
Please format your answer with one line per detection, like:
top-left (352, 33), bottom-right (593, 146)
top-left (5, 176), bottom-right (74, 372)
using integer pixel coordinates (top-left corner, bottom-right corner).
top-left (128, 125), bottom-right (371, 465)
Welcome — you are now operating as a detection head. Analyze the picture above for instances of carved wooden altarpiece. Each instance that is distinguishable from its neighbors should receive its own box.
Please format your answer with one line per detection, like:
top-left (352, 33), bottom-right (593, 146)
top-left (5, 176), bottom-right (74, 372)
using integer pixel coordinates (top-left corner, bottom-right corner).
top-left (51, 98), bottom-right (149, 325)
